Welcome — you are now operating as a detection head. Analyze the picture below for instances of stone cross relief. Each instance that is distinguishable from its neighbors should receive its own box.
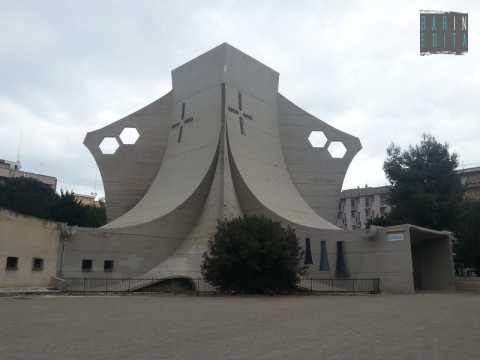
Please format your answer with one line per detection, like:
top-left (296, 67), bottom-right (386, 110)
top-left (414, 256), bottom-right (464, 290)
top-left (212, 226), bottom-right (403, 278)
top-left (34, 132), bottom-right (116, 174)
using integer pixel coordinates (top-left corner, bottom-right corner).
top-left (228, 92), bottom-right (254, 136)
top-left (171, 103), bottom-right (194, 143)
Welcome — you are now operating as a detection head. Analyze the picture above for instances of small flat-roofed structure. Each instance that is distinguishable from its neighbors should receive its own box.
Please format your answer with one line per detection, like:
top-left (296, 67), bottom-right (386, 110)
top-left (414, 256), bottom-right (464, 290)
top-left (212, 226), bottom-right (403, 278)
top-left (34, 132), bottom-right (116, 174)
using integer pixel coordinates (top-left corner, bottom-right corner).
top-left (408, 225), bottom-right (455, 291)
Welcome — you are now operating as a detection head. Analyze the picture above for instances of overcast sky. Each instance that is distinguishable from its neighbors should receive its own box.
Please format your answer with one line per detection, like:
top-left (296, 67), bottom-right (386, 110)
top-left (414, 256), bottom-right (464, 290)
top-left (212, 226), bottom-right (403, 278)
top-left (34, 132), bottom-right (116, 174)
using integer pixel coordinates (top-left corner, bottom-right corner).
top-left (1, 0), bottom-right (478, 197)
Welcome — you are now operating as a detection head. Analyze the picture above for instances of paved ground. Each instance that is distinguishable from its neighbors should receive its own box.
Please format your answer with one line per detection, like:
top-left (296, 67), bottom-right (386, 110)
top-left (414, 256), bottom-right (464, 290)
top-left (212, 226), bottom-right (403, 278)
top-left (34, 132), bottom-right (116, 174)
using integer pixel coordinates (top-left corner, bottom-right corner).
top-left (0, 293), bottom-right (479, 360)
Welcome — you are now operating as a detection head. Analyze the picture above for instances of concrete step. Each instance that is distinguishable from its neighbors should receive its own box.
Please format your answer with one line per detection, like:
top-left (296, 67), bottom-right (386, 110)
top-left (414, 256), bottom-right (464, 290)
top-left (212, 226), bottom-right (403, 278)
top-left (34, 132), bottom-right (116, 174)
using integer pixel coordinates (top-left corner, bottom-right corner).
top-left (0, 288), bottom-right (61, 297)
top-left (456, 277), bottom-right (480, 292)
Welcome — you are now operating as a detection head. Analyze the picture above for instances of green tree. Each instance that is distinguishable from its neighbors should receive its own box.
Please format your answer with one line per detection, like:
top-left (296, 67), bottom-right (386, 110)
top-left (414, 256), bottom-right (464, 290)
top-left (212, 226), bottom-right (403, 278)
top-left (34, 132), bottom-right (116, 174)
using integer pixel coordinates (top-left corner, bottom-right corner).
top-left (382, 134), bottom-right (463, 231)
top-left (0, 177), bottom-right (57, 220)
top-left (84, 200), bottom-right (107, 228)
top-left (0, 177), bottom-right (106, 227)
top-left (201, 215), bottom-right (306, 294)
top-left (454, 200), bottom-right (480, 273)
top-left (368, 216), bottom-right (395, 227)
top-left (50, 191), bottom-right (88, 226)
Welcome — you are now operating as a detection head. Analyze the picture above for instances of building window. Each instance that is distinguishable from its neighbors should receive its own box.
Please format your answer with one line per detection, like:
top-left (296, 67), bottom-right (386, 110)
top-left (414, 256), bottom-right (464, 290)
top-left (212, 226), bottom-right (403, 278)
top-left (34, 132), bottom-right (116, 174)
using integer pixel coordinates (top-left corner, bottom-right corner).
top-left (335, 241), bottom-right (348, 276)
top-left (319, 240), bottom-right (330, 271)
top-left (380, 194), bottom-right (388, 206)
top-left (365, 208), bottom-right (371, 218)
top-left (104, 260), bottom-right (114, 272)
top-left (82, 259), bottom-right (93, 272)
top-left (304, 238), bottom-right (313, 265)
top-left (32, 258), bottom-right (44, 271)
top-left (350, 198), bottom-right (356, 208)
top-left (6, 257), bottom-right (18, 271)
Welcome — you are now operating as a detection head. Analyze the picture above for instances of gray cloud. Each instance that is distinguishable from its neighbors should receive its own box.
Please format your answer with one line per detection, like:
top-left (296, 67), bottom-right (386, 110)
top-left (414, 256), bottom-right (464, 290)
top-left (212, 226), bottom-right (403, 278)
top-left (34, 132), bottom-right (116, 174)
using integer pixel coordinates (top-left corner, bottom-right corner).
top-left (1, 0), bottom-right (478, 197)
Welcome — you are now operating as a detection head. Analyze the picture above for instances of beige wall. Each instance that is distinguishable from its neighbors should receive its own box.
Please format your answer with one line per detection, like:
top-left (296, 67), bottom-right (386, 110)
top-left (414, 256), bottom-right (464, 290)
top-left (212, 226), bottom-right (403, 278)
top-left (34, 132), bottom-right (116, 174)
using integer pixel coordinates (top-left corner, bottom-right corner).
top-left (294, 227), bottom-right (415, 293)
top-left (0, 209), bottom-right (62, 288)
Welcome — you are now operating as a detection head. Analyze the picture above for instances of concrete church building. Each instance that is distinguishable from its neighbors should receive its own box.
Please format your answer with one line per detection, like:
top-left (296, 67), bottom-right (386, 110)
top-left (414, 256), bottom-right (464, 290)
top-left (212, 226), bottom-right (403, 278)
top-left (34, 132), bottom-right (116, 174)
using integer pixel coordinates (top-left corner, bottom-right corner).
top-left (60, 43), bottom-right (455, 293)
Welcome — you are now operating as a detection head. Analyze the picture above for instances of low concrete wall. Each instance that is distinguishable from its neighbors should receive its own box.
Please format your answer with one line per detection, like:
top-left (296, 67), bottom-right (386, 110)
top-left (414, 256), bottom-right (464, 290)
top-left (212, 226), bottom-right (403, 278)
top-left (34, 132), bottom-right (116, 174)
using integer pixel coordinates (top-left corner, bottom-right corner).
top-left (456, 277), bottom-right (480, 292)
top-left (0, 209), bottom-right (62, 288)
top-left (301, 226), bottom-right (415, 294)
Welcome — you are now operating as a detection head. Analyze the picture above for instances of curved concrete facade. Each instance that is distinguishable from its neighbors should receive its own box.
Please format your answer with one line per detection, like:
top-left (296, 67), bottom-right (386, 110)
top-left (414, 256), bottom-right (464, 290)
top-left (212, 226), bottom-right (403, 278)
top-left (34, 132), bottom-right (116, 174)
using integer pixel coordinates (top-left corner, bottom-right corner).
top-left (84, 93), bottom-right (173, 222)
top-left (61, 43), bottom-right (454, 293)
top-left (277, 95), bottom-right (361, 224)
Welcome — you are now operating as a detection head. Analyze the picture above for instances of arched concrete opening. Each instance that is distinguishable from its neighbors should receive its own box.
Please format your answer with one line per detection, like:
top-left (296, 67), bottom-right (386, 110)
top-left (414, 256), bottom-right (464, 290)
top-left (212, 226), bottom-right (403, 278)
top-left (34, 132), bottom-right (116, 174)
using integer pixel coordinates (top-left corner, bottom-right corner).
top-left (410, 226), bottom-right (455, 291)
top-left (135, 277), bottom-right (195, 293)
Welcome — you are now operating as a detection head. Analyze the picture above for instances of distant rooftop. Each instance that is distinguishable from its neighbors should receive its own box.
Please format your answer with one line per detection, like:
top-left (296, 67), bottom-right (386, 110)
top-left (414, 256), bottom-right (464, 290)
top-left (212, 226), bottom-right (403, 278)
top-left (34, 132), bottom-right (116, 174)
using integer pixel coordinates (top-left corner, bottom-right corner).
top-left (0, 158), bottom-right (57, 191)
top-left (0, 159), bottom-right (21, 170)
top-left (340, 185), bottom-right (390, 198)
top-left (456, 166), bottom-right (480, 175)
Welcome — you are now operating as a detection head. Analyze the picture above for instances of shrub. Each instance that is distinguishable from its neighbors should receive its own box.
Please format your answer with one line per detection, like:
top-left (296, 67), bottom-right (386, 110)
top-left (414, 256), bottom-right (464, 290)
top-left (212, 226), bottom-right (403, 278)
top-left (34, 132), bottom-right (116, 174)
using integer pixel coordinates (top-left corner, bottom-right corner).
top-left (0, 177), bottom-right (106, 227)
top-left (201, 215), bottom-right (305, 294)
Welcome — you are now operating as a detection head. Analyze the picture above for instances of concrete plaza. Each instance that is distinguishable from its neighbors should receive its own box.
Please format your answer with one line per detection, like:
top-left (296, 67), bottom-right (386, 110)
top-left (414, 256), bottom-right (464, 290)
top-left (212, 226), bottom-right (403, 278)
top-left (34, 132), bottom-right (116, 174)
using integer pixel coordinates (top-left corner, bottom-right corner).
top-left (0, 293), bottom-right (479, 360)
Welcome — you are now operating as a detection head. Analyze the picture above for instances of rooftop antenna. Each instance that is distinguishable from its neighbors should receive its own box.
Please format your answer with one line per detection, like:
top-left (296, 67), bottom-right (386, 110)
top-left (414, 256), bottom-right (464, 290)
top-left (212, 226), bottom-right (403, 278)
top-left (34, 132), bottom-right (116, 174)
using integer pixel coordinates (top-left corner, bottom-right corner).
top-left (90, 170), bottom-right (98, 198)
top-left (16, 129), bottom-right (23, 165)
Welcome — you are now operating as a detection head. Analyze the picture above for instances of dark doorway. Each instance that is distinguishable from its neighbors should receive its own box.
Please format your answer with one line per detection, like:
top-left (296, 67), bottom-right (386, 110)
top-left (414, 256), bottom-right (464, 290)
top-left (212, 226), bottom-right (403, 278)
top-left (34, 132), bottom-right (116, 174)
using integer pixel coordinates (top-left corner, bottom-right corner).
top-left (410, 227), bottom-right (455, 291)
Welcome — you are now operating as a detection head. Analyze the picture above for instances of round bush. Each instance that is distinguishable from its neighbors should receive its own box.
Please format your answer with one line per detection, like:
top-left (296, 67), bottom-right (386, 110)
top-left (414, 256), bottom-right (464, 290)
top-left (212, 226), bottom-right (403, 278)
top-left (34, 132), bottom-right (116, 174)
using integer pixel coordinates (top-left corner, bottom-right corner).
top-left (201, 215), bottom-right (305, 293)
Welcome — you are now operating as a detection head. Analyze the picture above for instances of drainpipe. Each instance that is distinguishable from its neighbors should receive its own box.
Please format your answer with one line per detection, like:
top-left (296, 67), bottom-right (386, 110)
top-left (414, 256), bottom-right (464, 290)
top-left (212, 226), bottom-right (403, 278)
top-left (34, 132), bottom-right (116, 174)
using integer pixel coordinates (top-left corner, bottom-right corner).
top-left (57, 223), bottom-right (76, 278)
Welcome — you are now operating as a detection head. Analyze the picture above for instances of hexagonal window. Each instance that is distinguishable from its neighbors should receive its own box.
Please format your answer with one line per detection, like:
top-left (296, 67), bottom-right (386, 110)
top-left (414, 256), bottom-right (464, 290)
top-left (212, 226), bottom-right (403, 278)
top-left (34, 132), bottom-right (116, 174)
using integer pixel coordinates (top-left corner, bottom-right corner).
top-left (119, 127), bottom-right (140, 145)
top-left (308, 131), bottom-right (328, 148)
top-left (327, 141), bottom-right (347, 158)
top-left (99, 137), bottom-right (119, 155)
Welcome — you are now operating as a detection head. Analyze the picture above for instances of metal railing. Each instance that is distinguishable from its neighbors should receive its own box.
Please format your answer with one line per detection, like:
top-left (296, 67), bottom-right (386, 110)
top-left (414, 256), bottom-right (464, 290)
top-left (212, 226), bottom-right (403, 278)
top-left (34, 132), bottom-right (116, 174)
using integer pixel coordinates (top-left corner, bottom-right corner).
top-left (62, 277), bottom-right (380, 295)
top-left (297, 278), bottom-right (381, 294)
top-left (63, 277), bottom-right (215, 295)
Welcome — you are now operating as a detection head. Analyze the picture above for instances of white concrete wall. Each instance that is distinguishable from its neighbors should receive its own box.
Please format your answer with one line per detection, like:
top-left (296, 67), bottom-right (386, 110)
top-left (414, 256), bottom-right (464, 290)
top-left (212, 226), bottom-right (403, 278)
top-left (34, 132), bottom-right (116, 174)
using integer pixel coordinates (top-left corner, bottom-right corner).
top-left (292, 227), bottom-right (414, 293)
